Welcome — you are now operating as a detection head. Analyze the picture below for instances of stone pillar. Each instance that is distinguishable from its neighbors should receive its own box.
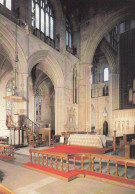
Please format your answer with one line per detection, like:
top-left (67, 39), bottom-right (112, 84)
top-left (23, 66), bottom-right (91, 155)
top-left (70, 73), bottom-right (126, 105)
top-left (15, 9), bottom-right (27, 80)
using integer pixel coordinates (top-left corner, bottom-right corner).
top-left (15, 73), bottom-right (28, 115)
top-left (112, 73), bottom-right (119, 110)
top-left (108, 74), bottom-right (119, 136)
top-left (79, 63), bottom-right (92, 131)
top-left (109, 73), bottom-right (119, 136)
top-left (55, 87), bottom-right (64, 135)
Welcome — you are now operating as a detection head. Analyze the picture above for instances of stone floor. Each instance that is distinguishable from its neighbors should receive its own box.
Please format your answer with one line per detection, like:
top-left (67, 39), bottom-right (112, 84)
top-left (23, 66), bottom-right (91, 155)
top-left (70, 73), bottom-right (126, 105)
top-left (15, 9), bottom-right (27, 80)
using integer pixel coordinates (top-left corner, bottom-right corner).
top-left (0, 146), bottom-right (135, 194)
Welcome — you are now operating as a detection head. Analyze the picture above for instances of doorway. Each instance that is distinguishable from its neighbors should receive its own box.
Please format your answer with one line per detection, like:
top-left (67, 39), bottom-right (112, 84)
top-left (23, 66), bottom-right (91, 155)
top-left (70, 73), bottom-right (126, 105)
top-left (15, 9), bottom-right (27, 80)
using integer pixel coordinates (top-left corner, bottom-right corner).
top-left (103, 121), bottom-right (108, 136)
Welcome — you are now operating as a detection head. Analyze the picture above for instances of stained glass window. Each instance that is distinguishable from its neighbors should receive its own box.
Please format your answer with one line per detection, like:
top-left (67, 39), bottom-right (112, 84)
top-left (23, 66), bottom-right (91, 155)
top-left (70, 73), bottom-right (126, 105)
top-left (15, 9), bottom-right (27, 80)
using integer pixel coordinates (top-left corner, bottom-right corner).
top-left (0, 0), bottom-right (11, 10)
top-left (35, 88), bottom-right (42, 122)
top-left (32, 0), bottom-right (54, 39)
top-left (6, 79), bottom-right (15, 115)
top-left (66, 18), bottom-right (72, 48)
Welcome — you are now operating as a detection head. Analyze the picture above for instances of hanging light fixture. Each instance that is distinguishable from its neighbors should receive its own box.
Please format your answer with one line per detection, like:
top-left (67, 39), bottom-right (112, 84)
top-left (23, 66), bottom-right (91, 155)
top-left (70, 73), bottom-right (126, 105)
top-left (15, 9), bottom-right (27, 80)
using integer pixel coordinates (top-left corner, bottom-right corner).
top-left (3, 21), bottom-right (25, 102)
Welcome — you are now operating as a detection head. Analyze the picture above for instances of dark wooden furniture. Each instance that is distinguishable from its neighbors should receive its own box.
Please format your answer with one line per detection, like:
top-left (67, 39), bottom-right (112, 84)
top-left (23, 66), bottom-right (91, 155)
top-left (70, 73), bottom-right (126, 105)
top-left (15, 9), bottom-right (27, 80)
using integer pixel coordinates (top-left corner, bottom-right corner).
top-left (125, 143), bottom-right (135, 159)
top-left (112, 130), bottom-right (118, 155)
top-left (53, 135), bottom-right (60, 144)
top-left (116, 134), bottom-right (135, 145)
top-left (39, 128), bottom-right (51, 146)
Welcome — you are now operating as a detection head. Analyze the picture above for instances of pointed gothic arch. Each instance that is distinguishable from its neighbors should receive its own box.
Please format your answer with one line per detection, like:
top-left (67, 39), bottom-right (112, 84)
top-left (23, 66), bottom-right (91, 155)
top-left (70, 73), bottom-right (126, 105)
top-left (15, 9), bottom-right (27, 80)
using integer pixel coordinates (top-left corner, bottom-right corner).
top-left (83, 7), bottom-right (135, 64)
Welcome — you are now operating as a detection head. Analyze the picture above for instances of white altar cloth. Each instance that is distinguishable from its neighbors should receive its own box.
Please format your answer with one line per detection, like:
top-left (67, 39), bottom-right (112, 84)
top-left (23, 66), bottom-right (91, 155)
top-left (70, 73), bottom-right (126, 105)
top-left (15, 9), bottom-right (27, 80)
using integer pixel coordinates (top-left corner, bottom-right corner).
top-left (68, 134), bottom-right (107, 148)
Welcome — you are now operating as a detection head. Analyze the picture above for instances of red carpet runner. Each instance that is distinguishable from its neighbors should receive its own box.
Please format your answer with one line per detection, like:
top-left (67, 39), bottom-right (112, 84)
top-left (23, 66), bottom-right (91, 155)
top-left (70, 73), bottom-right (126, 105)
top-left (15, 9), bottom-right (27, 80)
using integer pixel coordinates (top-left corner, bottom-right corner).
top-left (22, 145), bottom-right (135, 189)
top-left (42, 144), bottom-right (112, 154)
top-left (23, 162), bottom-right (135, 188)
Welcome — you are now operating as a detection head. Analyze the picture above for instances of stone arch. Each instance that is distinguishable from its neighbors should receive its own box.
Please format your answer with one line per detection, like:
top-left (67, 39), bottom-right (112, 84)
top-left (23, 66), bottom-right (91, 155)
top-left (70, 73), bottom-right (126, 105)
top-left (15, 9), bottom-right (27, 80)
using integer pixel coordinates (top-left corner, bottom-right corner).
top-left (83, 6), bottom-right (135, 64)
top-left (100, 39), bottom-right (117, 73)
top-left (28, 50), bottom-right (64, 134)
top-left (0, 16), bottom-right (27, 73)
top-left (28, 50), bottom-right (64, 88)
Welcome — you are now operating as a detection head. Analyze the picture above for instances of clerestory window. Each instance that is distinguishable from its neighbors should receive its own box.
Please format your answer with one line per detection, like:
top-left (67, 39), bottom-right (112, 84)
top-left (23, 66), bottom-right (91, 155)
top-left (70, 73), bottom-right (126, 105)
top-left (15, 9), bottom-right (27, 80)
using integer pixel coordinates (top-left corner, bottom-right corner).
top-left (32, 0), bottom-right (54, 40)
top-left (66, 18), bottom-right (72, 48)
top-left (0, 0), bottom-right (11, 10)
top-left (103, 67), bottom-right (109, 82)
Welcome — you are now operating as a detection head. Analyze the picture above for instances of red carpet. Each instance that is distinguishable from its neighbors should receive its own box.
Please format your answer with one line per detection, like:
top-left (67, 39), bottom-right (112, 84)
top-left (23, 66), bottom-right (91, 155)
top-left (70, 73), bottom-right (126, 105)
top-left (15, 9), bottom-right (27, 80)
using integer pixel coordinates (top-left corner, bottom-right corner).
top-left (22, 162), bottom-right (79, 181)
top-left (22, 145), bottom-right (135, 188)
top-left (43, 144), bottom-right (112, 154)
top-left (23, 162), bottom-right (135, 188)
top-left (76, 169), bottom-right (135, 186)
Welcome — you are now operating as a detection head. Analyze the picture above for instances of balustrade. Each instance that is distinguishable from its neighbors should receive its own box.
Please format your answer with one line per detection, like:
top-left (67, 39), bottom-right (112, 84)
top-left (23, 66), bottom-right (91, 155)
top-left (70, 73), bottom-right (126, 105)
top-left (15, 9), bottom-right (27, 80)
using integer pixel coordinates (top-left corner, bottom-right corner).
top-left (29, 149), bottom-right (135, 182)
top-left (29, 149), bottom-right (70, 172)
top-left (0, 144), bottom-right (14, 160)
top-left (23, 116), bottom-right (40, 135)
top-left (72, 153), bottom-right (135, 180)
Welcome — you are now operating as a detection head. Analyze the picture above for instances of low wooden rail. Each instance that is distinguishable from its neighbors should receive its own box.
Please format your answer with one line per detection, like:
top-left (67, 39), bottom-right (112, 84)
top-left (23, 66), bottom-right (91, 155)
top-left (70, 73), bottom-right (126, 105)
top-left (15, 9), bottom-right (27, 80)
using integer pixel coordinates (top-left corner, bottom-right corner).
top-left (0, 144), bottom-right (14, 160)
top-left (29, 149), bottom-right (71, 172)
top-left (70, 153), bottom-right (135, 179)
top-left (29, 149), bottom-right (135, 181)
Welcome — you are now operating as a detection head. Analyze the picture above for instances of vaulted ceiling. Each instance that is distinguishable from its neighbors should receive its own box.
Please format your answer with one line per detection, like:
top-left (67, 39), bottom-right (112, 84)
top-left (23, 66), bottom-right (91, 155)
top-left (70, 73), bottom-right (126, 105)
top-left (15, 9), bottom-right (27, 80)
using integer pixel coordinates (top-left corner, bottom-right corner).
top-left (60, 0), bottom-right (135, 21)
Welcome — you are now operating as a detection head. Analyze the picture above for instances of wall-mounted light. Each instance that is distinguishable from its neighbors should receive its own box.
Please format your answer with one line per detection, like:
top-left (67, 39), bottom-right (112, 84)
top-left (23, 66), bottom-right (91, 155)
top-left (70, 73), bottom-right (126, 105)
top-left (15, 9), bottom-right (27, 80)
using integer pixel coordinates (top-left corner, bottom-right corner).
top-left (103, 107), bottom-right (108, 117)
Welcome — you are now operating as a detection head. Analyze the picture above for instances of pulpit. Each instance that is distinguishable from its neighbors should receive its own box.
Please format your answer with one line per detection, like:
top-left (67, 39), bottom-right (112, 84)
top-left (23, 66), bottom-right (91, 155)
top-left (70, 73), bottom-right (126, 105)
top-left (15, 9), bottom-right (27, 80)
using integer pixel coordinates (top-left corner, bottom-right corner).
top-left (39, 127), bottom-right (51, 146)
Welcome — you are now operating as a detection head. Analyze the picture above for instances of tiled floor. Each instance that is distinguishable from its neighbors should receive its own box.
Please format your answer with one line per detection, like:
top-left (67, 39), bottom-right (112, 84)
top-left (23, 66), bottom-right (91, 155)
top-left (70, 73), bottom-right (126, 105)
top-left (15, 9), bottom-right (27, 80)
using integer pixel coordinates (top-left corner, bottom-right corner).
top-left (0, 146), bottom-right (135, 194)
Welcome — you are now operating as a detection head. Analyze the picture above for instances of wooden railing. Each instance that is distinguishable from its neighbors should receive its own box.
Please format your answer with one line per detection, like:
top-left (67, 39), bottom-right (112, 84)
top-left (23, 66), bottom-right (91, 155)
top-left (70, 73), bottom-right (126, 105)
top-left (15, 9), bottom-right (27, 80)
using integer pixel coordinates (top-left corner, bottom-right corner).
top-left (71, 153), bottom-right (135, 179)
top-left (29, 149), bottom-right (74, 172)
top-left (29, 149), bottom-right (135, 181)
top-left (22, 116), bottom-right (40, 135)
top-left (0, 144), bottom-right (14, 160)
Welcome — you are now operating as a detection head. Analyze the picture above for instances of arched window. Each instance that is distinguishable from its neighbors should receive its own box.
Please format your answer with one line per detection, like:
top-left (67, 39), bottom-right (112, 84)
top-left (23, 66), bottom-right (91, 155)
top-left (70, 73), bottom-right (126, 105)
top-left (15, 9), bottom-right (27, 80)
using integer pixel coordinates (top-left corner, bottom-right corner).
top-left (6, 79), bottom-right (15, 115)
top-left (103, 67), bottom-right (109, 82)
top-left (35, 88), bottom-right (42, 122)
top-left (32, 0), bottom-right (54, 40)
top-left (0, 0), bottom-right (11, 10)
top-left (66, 18), bottom-right (72, 48)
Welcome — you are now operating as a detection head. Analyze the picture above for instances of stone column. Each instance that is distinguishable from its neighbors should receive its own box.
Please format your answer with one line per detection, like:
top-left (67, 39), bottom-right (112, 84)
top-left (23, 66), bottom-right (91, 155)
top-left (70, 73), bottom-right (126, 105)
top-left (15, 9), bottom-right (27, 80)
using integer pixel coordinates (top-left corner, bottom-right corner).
top-left (16, 73), bottom-right (29, 115)
top-left (112, 73), bottom-right (119, 110)
top-left (55, 87), bottom-right (64, 135)
top-left (79, 63), bottom-right (92, 131)
top-left (109, 73), bottom-right (119, 136)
